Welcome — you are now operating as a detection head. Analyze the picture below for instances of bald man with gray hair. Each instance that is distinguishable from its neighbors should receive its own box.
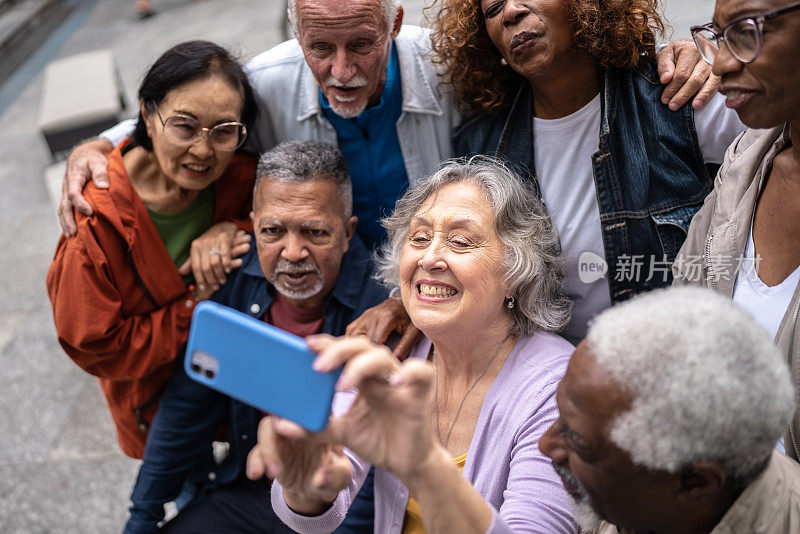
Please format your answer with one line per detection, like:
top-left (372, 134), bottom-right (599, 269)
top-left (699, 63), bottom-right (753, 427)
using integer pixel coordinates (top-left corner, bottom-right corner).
top-left (541, 286), bottom-right (800, 534)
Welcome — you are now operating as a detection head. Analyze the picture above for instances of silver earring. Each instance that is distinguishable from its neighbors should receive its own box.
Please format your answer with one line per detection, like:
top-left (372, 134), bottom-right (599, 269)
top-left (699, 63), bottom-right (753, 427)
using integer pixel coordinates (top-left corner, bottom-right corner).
top-left (506, 297), bottom-right (515, 309)
top-left (500, 57), bottom-right (508, 66)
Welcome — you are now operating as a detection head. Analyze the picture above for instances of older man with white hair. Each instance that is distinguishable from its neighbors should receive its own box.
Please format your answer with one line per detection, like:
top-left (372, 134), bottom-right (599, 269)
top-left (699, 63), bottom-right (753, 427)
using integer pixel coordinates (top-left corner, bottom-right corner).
top-left (540, 286), bottom-right (800, 534)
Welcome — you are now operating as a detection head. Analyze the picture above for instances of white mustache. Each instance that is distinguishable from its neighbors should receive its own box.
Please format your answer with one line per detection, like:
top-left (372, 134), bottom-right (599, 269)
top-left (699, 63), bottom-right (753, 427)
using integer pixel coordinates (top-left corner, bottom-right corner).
top-left (324, 75), bottom-right (367, 102)
top-left (324, 75), bottom-right (368, 89)
top-left (273, 259), bottom-right (320, 276)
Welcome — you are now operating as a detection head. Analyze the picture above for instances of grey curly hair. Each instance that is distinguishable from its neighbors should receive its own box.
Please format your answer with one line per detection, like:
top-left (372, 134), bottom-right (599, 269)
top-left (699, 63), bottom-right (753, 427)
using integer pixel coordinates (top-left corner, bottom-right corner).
top-left (287, 0), bottom-right (402, 36)
top-left (375, 157), bottom-right (572, 337)
top-left (587, 286), bottom-right (795, 487)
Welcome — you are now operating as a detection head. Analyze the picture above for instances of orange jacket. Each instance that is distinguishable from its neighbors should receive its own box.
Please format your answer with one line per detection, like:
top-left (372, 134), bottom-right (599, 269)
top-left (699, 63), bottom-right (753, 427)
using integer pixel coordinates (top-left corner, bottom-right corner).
top-left (46, 140), bottom-right (256, 458)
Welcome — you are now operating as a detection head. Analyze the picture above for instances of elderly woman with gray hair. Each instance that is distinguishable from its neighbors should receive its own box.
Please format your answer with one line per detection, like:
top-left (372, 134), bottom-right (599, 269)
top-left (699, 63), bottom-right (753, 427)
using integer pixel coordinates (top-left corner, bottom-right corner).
top-left (246, 158), bottom-right (576, 534)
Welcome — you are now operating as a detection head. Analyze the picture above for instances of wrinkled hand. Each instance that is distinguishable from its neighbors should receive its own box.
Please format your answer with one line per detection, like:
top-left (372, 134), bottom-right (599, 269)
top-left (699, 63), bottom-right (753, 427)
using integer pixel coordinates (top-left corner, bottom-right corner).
top-left (59, 138), bottom-right (114, 237)
top-left (345, 297), bottom-right (422, 360)
top-left (657, 39), bottom-right (719, 111)
top-left (179, 222), bottom-right (251, 294)
top-left (246, 415), bottom-right (353, 516)
top-left (310, 335), bottom-right (437, 484)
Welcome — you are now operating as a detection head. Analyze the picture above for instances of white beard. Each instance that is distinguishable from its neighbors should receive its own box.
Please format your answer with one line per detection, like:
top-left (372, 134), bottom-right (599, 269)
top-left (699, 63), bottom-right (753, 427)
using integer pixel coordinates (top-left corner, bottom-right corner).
top-left (567, 493), bottom-right (603, 532)
top-left (324, 75), bottom-right (368, 118)
top-left (274, 276), bottom-right (324, 301)
top-left (328, 99), bottom-right (368, 119)
top-left (271, 260), bottom-right (325, 302)
top-left (553, 461), bottom-right (603, 532)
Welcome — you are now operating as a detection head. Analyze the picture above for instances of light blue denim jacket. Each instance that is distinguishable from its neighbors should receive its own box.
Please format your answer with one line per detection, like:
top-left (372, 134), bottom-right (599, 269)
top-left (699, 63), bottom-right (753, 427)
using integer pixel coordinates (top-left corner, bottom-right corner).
top-left (243, 25), bottom-right (459, 185)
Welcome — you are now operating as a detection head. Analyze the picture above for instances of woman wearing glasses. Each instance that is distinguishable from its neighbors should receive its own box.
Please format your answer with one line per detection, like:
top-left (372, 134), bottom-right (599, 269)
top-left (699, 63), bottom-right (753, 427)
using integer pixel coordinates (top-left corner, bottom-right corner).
top-left (676, 0), bottom-right (800, 461)
top-left (46, 40), bottom-right (257, 459)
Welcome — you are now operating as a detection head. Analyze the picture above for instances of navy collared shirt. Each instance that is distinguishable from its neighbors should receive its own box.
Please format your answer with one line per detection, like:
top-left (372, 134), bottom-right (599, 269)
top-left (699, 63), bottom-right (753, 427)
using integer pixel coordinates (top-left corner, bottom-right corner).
top-left (320, 43), bottom-right (407, 249)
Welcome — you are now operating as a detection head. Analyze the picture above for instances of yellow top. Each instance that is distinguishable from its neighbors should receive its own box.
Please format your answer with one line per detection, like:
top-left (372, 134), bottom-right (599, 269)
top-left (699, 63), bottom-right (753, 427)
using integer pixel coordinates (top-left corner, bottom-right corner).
top-left (401, 453), bottom-right (467, 534)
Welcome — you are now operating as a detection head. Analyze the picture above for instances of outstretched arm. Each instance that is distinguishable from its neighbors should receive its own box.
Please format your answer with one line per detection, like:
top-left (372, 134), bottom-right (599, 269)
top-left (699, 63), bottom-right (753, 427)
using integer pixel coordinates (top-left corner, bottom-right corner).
top-left (59, 119), bottom-right (136, 236)
top-left (307, 336), bottom-right (494, 534)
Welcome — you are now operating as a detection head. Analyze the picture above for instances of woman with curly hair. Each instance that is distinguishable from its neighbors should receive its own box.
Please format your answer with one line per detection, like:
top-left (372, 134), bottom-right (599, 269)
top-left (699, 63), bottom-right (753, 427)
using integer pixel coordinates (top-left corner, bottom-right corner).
top-left (431, 0), bottom-right (745, 343)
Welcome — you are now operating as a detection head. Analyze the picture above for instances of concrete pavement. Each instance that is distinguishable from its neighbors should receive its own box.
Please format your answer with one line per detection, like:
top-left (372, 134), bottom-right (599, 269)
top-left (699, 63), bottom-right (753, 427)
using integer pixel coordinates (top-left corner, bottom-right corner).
top-left (0, 0), bottom-right (713, 531)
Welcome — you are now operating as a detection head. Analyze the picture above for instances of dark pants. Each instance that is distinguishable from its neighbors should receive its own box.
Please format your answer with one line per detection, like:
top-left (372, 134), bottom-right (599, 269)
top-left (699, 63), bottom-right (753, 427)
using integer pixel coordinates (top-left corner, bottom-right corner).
top-left (160, 477), bottom-right (296, 534)
top-left (124, 356), bottom-right (376, 534)
top-left (160, 471), bottom-right (376, 534)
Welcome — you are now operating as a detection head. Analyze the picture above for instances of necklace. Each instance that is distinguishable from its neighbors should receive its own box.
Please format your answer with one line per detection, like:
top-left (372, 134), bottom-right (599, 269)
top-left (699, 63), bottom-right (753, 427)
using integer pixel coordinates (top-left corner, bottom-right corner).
top-left (433, 334), bottom-right (511, 448)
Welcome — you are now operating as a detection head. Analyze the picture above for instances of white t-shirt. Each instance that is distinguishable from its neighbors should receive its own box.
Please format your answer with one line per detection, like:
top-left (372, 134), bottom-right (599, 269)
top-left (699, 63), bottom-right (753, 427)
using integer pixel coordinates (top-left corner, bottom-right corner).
top-left (732, 220), bottom-right (800, 457)
top-left (533, 92), bottom-right (744, 343)
top-left (733, 219), bottom-right (800, 342)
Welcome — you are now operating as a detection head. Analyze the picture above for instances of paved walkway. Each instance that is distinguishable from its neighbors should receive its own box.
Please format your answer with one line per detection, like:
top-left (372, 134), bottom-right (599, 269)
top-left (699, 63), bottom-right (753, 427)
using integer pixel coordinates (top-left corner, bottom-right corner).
top-left (0, 0), bottom-right (711, 531)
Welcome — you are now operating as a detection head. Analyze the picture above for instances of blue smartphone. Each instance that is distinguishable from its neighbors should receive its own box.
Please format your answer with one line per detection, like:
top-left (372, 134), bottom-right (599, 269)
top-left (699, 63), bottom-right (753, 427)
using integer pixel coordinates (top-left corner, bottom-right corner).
top-left (184, 301), bottom-right (340, 432)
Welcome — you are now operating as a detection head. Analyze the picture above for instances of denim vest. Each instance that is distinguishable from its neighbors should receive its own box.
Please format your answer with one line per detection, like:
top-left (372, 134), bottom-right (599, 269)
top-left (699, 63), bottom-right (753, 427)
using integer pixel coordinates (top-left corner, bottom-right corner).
top-left (453, 60), bottom-right (719, 301)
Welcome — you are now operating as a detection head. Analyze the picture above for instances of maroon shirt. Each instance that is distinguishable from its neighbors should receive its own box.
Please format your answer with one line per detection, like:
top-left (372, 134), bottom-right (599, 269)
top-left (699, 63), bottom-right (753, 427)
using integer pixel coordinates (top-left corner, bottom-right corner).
top-left (265, 292), bottom-right (324, 338)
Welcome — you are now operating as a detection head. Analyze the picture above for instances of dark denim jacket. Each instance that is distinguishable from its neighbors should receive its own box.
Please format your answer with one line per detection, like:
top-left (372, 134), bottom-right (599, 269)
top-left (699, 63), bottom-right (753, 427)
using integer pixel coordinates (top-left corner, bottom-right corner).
top-left (124, 235), bottom-right (387, 533)
top-left (454, 60), bottom-right (719, 301)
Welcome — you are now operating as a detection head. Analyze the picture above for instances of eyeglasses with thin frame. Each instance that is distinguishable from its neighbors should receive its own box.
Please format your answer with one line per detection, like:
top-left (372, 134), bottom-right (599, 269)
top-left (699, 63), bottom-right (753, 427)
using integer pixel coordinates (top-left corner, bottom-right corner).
top-left (691, 0), bottom-right (800, 66)
top-left (153, 104), bottom-right (247, 151)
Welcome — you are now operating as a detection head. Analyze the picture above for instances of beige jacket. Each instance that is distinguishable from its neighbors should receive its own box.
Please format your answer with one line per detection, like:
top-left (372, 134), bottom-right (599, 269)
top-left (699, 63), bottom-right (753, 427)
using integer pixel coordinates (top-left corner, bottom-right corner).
top-left (593, 451), bottom-right (800, 534)
top-left (672, 125), bottom-right (800, 461)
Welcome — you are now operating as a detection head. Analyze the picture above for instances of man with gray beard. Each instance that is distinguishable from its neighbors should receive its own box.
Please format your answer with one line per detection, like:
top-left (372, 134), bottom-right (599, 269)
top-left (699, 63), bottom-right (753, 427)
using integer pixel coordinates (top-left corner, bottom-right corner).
top-left (123, 141), bottom-right (388, 534)
top-left (540, 287), bottom-right (800, 534)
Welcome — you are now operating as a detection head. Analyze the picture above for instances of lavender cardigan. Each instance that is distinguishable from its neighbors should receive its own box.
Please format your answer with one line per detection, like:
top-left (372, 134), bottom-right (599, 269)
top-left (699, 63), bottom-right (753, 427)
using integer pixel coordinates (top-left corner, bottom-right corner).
top-left (271, 333), bottom-right (577, 534)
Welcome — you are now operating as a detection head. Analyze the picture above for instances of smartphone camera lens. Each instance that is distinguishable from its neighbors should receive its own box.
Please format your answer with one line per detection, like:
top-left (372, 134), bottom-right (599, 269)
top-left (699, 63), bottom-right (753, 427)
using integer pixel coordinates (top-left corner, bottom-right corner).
top-left (190, 351), bottom-right (219, 381)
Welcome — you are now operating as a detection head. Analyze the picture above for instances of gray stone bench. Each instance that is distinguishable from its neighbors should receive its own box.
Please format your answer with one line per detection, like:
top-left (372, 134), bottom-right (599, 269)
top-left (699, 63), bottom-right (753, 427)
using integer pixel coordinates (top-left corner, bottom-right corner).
top-left (38, 49), bottom-right (126, 160)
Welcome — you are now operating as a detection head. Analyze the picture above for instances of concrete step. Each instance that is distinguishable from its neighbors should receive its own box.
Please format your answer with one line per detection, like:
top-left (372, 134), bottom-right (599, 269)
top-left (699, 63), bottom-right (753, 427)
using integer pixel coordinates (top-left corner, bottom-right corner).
top-left (39, 48), bottom-right (127, 160)
top-left (0, 0), bottom-right (62, 52)
top-left (0, 0), bottom-right (74, 93)
top-left (0, 0), bottom-right (22, 16)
